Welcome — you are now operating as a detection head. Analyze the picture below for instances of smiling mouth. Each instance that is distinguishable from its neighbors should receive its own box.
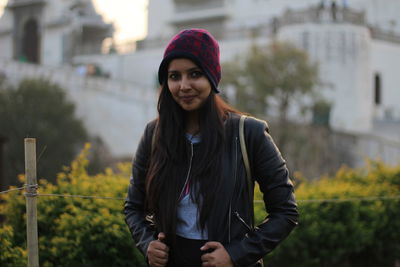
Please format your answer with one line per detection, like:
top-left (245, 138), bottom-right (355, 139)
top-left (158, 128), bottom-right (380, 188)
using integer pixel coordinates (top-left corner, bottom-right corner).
top-left (180, 95), bottom-right (196, 102)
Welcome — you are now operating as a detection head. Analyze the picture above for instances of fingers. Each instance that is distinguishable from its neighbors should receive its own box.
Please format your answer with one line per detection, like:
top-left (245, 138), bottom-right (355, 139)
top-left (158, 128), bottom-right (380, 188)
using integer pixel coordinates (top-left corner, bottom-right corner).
top-left (201, 253), bottom-right (212, 264)
top-left (158, 232), bottom-right (166, 242)
top-left (149, 255), bottom-right (168, 267)
top-left (147, 235), bottom-right (169, 267)
top-left (200, 241), bottom-right (222, 251)
top-left (148, 247), bottom-right (168, 267)
top-left (200, 242), bottom-right (234, 267)
top-left (200, 242), bottom-right (220, 265)
top-left (149, 257), bottom-right (167, 267)
top-left (150, 239), bottom-right (169, 252)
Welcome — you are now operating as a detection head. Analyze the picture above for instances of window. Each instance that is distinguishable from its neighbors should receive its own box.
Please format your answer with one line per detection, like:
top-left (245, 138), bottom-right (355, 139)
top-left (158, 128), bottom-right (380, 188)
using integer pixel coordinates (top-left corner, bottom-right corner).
top-left (374, 73), bottom-right (381, 105)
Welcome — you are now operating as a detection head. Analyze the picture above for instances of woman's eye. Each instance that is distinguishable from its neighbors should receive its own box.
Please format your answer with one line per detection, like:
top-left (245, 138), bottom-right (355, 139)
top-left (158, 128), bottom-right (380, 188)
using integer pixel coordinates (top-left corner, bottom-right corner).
top-left (168, 73), bottom-right (179, 80)
top-left (191, 71), bottom-right (203, 78)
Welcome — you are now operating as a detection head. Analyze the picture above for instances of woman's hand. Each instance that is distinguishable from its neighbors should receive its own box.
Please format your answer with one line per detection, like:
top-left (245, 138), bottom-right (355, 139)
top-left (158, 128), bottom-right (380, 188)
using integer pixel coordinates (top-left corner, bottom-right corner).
top-left (147, 232), bottom-right (169, 267)
top-left (200, 241), bottom-right (234, 267)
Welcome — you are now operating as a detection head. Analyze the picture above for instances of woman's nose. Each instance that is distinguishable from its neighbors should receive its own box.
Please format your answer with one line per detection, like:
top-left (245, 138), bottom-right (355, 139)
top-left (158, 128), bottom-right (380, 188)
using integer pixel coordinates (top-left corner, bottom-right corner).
top-left (179, 75), bottom-right (191, 90)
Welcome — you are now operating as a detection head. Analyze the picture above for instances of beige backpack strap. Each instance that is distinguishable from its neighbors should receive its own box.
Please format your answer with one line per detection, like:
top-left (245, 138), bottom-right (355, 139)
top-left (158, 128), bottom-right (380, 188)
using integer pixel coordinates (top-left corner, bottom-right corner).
top-left (239, 115), bottom-right (254, 222)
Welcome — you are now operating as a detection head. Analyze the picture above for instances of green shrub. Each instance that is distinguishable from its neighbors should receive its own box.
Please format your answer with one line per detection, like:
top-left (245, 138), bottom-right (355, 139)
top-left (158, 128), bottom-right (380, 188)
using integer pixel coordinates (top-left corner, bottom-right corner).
top-left (256, 161), bottom-right (400, 267)
top-left (0, 144), bottom-right (145, 267)
top-left (1, 145), bottom-right (399, 266)
top-left (0, 225), bottom-right (26, 266)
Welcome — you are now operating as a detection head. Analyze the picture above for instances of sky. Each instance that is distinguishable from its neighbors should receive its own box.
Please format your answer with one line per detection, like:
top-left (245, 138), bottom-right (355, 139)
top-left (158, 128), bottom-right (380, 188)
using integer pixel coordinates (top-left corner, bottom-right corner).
top-left (93, 0), bottom-right (148, 43)
top-left (0, 0), bottom-right (148, 43)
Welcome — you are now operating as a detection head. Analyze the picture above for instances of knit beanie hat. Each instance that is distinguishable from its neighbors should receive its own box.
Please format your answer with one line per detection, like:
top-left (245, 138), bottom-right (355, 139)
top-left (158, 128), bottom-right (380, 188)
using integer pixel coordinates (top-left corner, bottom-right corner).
top-left (158, 28), bottom-right (221, 93)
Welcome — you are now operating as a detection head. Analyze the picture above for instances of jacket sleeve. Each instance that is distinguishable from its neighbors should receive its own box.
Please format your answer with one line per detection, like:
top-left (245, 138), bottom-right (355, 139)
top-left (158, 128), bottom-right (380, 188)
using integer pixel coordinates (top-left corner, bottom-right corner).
top-left (225, 117), bottom-right (299, 266)
top-left (124, 121), bottom-right (156, 257)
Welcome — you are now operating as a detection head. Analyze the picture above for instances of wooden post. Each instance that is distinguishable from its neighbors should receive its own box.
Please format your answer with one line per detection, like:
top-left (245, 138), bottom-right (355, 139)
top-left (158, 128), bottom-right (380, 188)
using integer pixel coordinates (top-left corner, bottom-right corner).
top-left (24, 138), bottom-right (39, 267)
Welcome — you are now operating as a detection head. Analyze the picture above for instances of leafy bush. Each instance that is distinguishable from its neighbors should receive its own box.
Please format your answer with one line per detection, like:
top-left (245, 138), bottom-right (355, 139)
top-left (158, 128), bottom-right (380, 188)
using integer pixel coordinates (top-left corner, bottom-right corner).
top-left (255, 161), bottom-right (400, 267)
top-left (0, 144), bottom-right (145, 267)
top-left (0, 225), bottom-right (26, 266)
top-left (1, 145), bottom-right (399, 266)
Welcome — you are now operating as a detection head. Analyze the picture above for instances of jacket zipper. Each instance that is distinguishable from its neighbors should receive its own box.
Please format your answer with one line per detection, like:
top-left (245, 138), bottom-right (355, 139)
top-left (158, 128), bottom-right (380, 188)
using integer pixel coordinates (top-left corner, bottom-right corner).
top-left (179, 142), bottom-right (194, 200)
top-left (228, 136), bottom-right (239, 243)
top-left (234, 211), bottom-right (252, 232)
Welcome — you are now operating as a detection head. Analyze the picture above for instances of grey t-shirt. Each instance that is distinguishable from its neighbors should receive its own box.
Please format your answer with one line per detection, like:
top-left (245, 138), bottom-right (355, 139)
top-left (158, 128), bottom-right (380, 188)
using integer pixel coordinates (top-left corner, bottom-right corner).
top-left (176, 134), bottom-right (208, 240)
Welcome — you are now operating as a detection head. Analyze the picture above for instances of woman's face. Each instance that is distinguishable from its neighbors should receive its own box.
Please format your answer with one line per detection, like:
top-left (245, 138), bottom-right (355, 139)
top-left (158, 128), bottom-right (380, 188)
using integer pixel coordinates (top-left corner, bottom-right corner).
top-left (167, 58), bottom-right (212, 112)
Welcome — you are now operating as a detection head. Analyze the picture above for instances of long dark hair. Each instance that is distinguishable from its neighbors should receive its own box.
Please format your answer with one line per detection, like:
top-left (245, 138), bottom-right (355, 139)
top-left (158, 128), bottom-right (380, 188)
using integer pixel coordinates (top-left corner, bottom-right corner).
top-left (146, 83), bottom-right (239, 244)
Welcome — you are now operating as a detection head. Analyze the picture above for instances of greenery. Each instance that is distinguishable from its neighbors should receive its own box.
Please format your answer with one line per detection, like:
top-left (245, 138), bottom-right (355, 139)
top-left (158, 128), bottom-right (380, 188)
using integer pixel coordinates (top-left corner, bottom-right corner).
top-left (255, 161), bottom-right (400, 267)
top-left (0, 78), bottom-right (88, 186)
top-left (221, 41), bottom-right (338, 179)
top-left (222, 41), bottom-right (319, 123)
top-left (0, 144), bottom-right (144, 267)
top-left (1, 145), bottom-right (399, 266)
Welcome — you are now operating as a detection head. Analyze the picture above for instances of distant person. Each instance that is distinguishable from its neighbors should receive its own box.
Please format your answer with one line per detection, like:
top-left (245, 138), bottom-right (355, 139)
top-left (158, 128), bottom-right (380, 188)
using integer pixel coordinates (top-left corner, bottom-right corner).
top-left (317, 0), bottom-right (325, 19)
top-left (124, 28), bottom-right (298, 267)
top-left (76, 65), bottom-right (87, 76)
top-left (331, 0), bottom-right (338, 21)
top-left (272, 17), bottom-right (279, 35)
top-left (86, 64), bottom-right (96, 76)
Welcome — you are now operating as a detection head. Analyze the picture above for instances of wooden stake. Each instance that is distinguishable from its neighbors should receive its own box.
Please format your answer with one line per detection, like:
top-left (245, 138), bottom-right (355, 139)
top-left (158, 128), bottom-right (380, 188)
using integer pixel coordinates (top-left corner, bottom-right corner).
top-left (24, 138), bottom-right (39, 267)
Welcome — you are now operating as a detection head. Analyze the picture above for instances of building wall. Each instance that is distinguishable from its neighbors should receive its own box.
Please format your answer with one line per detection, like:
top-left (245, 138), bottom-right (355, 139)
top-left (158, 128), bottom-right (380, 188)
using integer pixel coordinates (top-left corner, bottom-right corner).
top-left (145, 0), bottom-right (400, 40)
top-left (77, 1), bottom-right (400, 131)
top-left (74, 47), bottom-right (163, 90)
top-left (0, 36), bottom-right (13, 59)
top-left (41, 27), bottom-right (63, 66)
top-left (147, 0), bottom-right (175, 39)
top-left (0, 6), bottom-right (13, 31)
top-left (371, 40), bottom-right (400, 121)
top-left (359, 0), bottom-right (400, 32)
top-left (253, 23), bottom-right (374, 133)
top-left (0, 59), bottom-right (157, 157)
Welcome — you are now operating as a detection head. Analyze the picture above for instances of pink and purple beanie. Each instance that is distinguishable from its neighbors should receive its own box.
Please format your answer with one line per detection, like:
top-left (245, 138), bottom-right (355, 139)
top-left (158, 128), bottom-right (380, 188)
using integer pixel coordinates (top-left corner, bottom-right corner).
top-left (158, 28), bottom-right (221, 93)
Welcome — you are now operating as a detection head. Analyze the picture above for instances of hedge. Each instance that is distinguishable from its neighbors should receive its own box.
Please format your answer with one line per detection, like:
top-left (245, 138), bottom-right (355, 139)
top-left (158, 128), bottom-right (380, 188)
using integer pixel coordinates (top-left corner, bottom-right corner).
top-left (1, 145), bottom-right (399, 266)
top-left (0, 144), bottom-right (144, 267)
top-left (257, 161), bottom-right (400, 267)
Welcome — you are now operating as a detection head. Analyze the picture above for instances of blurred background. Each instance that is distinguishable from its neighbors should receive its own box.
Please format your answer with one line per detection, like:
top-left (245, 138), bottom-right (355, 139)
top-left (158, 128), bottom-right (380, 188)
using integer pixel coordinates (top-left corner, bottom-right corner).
top-left (1, 0), bottom-right (400, 187)
top-left (0, 0), bottom-right (399, 266)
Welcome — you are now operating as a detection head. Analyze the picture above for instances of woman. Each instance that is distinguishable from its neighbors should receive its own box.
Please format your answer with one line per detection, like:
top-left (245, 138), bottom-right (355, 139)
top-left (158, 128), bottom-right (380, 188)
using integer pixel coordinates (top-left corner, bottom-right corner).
top-left (124, 28), bottom-right (298, 267)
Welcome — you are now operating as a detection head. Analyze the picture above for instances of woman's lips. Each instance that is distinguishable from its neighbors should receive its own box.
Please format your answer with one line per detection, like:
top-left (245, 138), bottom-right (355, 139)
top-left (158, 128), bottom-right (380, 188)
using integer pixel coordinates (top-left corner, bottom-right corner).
top-left (181, 95), bottom-right (196, 103)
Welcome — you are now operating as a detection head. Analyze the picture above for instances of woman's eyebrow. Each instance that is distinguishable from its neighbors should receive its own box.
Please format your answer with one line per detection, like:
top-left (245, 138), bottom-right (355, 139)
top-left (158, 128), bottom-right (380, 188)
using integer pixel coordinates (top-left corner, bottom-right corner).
top-left (168, 67), bottom-right (201, 73)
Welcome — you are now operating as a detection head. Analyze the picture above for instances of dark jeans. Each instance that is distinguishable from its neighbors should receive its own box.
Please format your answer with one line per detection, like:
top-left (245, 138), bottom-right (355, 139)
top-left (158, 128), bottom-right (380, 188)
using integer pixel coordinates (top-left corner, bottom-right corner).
top-left (165, 235), bottom-right (264, 267)
top-left (167, 235), bottom-right (208, 267)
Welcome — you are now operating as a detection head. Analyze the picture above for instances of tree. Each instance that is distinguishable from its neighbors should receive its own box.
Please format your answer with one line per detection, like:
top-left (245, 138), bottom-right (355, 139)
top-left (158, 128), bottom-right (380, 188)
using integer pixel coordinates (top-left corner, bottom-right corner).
top-left (221, 41), bottom-right (351, 179)
top-left (0, 78), bottom-right (88, 188)
top-left (222, 41), bottom-right (319, 149)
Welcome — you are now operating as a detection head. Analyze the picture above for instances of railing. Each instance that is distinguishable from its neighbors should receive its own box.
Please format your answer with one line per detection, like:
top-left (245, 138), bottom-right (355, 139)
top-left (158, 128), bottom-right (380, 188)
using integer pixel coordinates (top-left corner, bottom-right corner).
top-left (136, 23), bottom-right (274, 50)
top-left (333, 128), bottom-right (400, 168)
top-left (6, 0), bottom-right (45, 8)
top-left (174, 0), bottom-right (225, 13)
top-left (370, 26), bottom-right (400, 44)
top-left (279, 6), bottom-right (365, 27)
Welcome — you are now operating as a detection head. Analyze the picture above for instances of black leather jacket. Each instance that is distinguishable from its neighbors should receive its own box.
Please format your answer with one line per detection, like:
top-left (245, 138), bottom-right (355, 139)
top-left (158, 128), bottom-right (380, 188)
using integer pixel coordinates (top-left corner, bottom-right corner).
top-left (124, 113), bottom-right (298, 267)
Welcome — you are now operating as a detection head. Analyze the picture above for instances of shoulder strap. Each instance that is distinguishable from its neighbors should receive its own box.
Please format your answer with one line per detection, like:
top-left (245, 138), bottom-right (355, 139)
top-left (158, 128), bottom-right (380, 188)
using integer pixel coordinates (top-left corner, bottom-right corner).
top-left (239, 115), bottom-right (254, 226)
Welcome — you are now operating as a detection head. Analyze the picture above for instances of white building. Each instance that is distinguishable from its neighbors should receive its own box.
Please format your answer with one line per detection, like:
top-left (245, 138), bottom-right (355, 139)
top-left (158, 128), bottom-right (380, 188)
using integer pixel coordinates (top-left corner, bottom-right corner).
top-left (0, 0), bottom-right (399, 166)
top-left (0, 0), bottom-right (113, 66)
top-left (0, 0), bottom-right (156, 160)
top-left (75, 0), bottom-right (400, 134)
